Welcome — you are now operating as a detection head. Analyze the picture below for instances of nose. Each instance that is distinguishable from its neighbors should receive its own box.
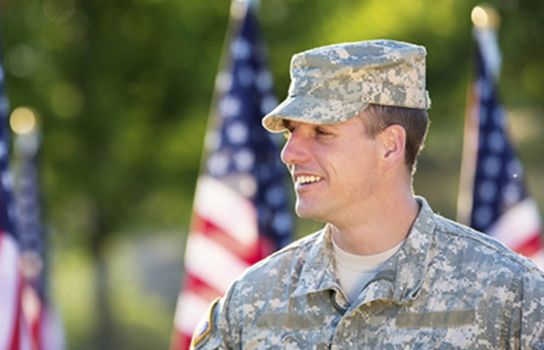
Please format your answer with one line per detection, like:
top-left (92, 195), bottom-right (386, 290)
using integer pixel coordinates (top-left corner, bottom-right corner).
top-left (281, 130), bottom-right (309, 167)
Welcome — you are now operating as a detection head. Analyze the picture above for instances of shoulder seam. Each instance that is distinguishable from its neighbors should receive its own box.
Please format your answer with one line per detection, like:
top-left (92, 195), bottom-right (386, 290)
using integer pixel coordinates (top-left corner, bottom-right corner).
top-left (433, 221), bottom-right (538, 274)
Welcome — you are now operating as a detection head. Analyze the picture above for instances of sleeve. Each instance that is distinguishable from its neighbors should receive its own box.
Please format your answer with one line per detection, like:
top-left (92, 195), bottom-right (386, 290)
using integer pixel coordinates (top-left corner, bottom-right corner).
top-left (520, 270), bottom-right (544, 350)
top-left (189, 298), bottom-right (224, 350)
top-left (190, 283), bottom-right (240, 350)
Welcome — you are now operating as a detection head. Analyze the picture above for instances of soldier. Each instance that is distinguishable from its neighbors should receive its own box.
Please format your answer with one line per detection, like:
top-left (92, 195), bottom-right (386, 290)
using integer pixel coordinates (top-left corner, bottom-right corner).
top-left (191, 40), bottom-right (544, 349)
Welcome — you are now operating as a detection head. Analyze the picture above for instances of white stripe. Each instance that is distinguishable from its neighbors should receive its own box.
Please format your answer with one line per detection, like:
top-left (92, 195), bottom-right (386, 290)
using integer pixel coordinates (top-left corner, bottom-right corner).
top-left (194, 176), bottom-right (258, 247)
top-left (185, 234), bottom-right (249, 293)
top-left (174, 291), bottom-right (211, 335)
top-left (22, 285), bottom-right (41, 326)
top-left (488, 198), bottom-right (542, 249)
top-left (0, 234), bottom-right (19, 350)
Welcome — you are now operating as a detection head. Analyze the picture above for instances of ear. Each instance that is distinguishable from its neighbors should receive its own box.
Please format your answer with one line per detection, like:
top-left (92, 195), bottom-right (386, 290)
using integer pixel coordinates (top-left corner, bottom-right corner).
top-left (378, 124), bottom-right (406, 172)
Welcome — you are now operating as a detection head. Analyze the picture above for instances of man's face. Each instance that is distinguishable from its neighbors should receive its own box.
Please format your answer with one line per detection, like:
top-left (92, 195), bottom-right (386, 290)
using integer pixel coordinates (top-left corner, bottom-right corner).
top-left (281, 116), bottom-right (383, 224)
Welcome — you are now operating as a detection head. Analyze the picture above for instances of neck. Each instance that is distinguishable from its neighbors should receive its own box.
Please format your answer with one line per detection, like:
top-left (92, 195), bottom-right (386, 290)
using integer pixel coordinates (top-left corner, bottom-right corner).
top-left (330, 190), bottom-right (420, 255)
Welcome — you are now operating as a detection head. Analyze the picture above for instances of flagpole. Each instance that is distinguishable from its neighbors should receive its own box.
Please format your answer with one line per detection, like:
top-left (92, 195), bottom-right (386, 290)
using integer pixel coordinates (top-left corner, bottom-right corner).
top-left (456, 4), bottom-right (501, 225)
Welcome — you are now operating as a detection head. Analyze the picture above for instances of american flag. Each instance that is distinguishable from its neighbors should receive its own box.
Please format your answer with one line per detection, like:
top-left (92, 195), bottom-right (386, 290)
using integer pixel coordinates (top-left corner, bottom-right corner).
top-left (14, 125), bottom-right (65, 350)
top-left (457, 22), bottom-right (544, 268)
top-left (0, 41), bottom-right (32, 350)
top-left (170, 2), bottom-right (293, 349)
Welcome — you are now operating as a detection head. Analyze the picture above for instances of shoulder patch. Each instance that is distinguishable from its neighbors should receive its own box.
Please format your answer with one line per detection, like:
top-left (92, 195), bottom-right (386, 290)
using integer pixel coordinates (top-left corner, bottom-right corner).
top-left (191, 297), bottom-right (221, 348)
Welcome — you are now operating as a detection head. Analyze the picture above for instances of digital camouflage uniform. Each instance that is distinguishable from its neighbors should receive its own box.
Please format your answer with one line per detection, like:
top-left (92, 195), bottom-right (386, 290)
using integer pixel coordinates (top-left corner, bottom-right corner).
top-left (192, 198), bottom-right (544, 349)
top-left (191, 40), bottom-right (544, 349)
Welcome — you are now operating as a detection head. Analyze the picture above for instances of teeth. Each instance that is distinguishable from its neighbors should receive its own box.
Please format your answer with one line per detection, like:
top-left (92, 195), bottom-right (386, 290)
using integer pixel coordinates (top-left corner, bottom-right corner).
top-left (296, 175), bottom-right (322, 185)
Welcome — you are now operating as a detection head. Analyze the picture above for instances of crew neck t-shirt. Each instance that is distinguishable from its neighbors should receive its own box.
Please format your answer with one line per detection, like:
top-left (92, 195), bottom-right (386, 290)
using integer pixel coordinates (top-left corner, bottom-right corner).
top-left (332, 237), bottom-right (403, 303)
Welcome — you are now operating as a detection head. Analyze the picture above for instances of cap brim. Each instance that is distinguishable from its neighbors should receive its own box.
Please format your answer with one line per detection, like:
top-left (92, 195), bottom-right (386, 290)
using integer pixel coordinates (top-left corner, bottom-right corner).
top-left (262, 95), bottom-right (370, 133)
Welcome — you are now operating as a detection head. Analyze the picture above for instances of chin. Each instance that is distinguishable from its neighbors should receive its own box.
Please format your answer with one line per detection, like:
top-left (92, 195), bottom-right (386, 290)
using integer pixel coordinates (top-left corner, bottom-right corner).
top-left (295, 203), bottom-right (327, 222)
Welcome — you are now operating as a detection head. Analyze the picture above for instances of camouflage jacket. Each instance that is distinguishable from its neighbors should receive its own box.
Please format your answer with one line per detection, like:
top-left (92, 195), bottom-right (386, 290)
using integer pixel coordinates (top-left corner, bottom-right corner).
top-left (192, 197), bottom-right (544, 349)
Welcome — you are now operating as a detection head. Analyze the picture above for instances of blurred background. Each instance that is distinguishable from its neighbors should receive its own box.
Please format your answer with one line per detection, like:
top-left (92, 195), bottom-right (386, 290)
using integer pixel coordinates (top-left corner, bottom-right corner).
top-left (0, 0), bottom-right (543, 349)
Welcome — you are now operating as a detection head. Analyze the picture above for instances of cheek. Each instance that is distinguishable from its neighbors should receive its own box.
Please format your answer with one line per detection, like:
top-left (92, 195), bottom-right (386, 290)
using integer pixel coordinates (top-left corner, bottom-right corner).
top-left (345, 154), bottom-right (379, 186)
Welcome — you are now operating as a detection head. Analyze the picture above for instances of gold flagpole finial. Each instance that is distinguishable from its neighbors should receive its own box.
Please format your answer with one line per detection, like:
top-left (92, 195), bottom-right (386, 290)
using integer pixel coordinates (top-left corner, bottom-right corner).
top-left (231, 0), bottom-right (247, 20)
top-left (471, 4), bottom-right (501, 29)
top-left (10, 107), bottom-right (38, 135)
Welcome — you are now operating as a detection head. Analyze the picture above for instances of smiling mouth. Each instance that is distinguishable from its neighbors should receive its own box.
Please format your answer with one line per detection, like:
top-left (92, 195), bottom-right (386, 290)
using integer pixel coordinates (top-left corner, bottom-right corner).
top-left (295, 175), bottom-right (323, 186)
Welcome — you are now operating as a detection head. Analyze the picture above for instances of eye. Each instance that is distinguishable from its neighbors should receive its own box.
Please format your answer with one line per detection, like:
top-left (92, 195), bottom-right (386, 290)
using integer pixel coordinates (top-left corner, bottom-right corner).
top-left (315, 127), bottom-right (332, 136)
top-left (283, 130), bottom-right (292, 140)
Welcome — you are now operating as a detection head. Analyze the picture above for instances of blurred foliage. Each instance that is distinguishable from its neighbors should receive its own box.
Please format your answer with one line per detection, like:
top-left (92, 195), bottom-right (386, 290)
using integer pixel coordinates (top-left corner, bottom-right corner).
top-left (1, 0), bottom-right (231, 242)
top-left (1, 0), bottom-right (543, 349)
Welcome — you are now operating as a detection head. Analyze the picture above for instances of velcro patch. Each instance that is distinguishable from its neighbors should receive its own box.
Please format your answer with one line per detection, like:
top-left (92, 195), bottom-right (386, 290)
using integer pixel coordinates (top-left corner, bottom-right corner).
top-left (191, 298), bottom-right (221, 348)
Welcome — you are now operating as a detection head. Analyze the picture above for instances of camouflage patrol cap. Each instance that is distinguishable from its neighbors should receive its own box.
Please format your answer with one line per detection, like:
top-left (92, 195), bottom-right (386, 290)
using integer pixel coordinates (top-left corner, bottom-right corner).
top-left (262, 40), bottom-right (431, 132)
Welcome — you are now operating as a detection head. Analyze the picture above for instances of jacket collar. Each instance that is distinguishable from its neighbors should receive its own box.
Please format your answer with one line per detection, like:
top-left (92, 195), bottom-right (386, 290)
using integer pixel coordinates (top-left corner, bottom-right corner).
top-left (291, 224), bottom-right (342, 299)
top-left (290, 197), bottom-right (437, 306)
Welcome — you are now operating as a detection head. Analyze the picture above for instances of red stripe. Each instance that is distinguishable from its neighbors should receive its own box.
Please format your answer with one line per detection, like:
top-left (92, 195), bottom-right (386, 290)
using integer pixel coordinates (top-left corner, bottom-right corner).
top-left (513, 231), bottom-right (543, 258)
top-left (191, 214), bottom-right (272, 265)
top-left (173, 274), bottom-right (226, 350)
top-left (170, 329), bottom-right (191, 350)
top-left (172, 215), bottom-right (278, 350)
top-left (183, 273), bottom-right (224, 300)
top-left (180, 333), bottom-right (191, 350)
top-left (192, 214), bottom-right (257, 261)
top-left (9, 272), bottom-right (24, 350)
top-left (31, 301), bottom-right (44, 350)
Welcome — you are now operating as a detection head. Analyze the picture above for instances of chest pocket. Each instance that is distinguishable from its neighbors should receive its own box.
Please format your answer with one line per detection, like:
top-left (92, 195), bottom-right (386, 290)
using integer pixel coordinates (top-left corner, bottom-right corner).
top-left (389, 309), bottom-right (478, 349)
top-left (395, 309), bottom-right (476, 328)
top-left (251, 313), bottom-right (329, 350)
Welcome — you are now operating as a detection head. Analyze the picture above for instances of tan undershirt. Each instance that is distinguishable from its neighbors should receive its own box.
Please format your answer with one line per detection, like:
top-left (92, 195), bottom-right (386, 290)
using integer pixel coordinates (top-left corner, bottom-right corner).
top-left (332, 236), bottom-right (403, 303)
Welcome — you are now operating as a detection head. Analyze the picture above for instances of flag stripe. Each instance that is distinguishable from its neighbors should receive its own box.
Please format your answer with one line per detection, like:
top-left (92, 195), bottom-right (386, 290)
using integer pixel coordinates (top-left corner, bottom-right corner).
top-left (184, 233), bottom-right (250, 293)
top-left (182, 273), bottom-right (224, 302)
top-left (488, 199), bottom-right (541, 248)
top-left (0, 234), bottom-right (19, 350)
top-left (194, 176), bottom-right (258, 248)
top-left (529, 250), bottom-right (544, 271)
top-left (193, 214), bottom-right (267, 265)
top-left (514, 233), bottom-right (543, 259)
top-left (174, 291), bottom-right (213, 335)
top-left (9, 277), bottom-right (23, 350)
